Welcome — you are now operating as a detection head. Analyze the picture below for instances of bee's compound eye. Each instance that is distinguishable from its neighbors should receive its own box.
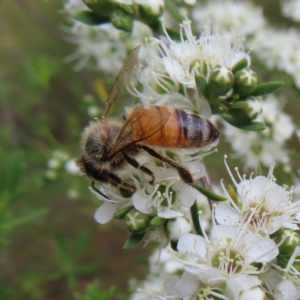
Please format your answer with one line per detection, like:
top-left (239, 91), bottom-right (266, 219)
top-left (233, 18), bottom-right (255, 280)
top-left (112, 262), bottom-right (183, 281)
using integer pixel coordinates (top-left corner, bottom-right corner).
top-left (85, 132), bottom-right (102, 156)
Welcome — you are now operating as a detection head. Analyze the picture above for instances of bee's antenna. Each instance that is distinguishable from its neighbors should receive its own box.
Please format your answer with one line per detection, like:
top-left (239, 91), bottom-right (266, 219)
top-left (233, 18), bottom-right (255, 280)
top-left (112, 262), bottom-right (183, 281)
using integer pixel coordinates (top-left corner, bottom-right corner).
top-left (91, 181), bottom-right (110, 200)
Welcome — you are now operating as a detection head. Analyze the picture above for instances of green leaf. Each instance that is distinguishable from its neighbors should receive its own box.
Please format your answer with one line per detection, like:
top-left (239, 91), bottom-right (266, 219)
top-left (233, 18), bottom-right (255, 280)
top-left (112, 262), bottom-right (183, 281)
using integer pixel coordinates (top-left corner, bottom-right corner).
top-left (0, 208), bottom-right (49, 231)
top-left (232, 58), bottom-right (249, 73)
top-left (113, 206), bottom-right (132, 220)
top-left (190, 200), bottom-right (203, 236)
top-left (230, 101), bottom-right (249, 109)
top-left (238, 122), bottom-right (266, 131)
top-left (123, 232), bottom-right (146, 249)
top-left (252, 81), bottom-right (284, 96)
top-left (74, 10), bottom-right (110, 25)
top-left (210, 102), bottom-right (227, 115)
top-left (191, 184), bottom-right (227, 201)
top-left (83, 0), bottom-right (115, 16)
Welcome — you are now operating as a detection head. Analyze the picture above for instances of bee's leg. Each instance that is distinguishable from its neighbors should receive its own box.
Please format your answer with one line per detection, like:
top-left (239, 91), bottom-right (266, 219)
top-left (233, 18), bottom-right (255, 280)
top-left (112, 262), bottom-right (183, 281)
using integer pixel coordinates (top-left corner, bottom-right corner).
top-left (108, 172), bottom-right (136, 193)
top-left (91, 181), bottom-right (110, 199)
top-left (139, 145), bottom-right (193, 184)
top-left (122, 151), bottom-right (155, 184)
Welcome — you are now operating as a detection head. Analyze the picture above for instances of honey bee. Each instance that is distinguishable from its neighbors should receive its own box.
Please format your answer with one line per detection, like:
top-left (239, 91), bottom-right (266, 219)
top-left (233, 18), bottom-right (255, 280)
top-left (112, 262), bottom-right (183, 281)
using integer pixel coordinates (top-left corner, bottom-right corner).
top-left (76, 45), bottom-right (220, 197)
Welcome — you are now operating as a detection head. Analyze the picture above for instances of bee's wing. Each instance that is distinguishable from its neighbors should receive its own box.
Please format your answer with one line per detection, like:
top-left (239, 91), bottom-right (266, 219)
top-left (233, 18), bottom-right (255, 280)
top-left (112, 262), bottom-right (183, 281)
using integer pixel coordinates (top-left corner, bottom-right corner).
top-left (103, 45), bottom-right (141, 118)
top-left (107, 108), bottom-right (171, 157)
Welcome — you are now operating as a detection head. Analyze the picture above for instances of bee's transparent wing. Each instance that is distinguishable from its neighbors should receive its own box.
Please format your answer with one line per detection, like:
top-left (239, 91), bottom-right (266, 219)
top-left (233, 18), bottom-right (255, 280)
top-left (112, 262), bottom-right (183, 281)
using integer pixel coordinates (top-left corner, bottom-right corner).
top-left (103, 45), bottom-right (141, 118)
top-left (107, 108), bottom-right (171, 157)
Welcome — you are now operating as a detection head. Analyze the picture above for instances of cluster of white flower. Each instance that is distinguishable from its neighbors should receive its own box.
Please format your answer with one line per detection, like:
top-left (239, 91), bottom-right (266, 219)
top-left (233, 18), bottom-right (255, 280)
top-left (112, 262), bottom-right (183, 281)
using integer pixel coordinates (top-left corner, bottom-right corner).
top-left (222, 95), bottom-right (295, 170)
top-left (133, 160), bottom-right (300, 299)
top-left (136, 19), bottom-right (250, 117)
top-left (61, 1), bottom-right (300, 299)
top-left (63, 0), bottom-right (152, 72)
top-left (187, 0), bottom-right (298, 174)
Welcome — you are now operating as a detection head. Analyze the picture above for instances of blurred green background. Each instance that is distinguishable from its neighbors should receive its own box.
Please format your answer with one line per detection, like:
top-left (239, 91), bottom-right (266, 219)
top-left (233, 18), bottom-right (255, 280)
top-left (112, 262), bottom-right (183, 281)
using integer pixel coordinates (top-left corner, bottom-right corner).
top-left (1, 1), bottom-right (148, 299)
top-left (1, 0), bottom-right (300, 299)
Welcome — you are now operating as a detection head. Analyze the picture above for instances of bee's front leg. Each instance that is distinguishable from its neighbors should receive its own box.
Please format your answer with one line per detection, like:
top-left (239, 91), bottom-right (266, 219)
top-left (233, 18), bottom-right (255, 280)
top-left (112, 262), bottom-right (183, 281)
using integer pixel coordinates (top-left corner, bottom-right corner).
top-left (91, 181), bottom-right (110, 199)
top-left (122, 150), bottom-right (155, 184)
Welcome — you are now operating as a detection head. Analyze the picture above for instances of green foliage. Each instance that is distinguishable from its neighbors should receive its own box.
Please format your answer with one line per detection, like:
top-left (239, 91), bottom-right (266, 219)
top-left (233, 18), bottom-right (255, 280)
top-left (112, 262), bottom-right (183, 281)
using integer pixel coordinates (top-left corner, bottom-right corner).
top-left (73, 281), bottom-right (115, 300)
top-left (74, 10), bottom-right (110, 25)
top-left (123, 232), bottom-right (146, 249)
top-left (51, 231), bottom-right (96, 288)
top-left (0, 150), bottom-right (49, 245)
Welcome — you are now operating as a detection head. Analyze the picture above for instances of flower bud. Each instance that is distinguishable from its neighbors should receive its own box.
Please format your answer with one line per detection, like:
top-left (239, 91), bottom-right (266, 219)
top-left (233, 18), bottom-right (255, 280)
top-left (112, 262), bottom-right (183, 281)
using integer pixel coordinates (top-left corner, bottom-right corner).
top-left (234, 68), bottom-right (258, 98)
top-left (111, 9), bottom-right (133, 32)
top-left (207, 65), bottom-right (234, 100)
top-left (124, 209), bottom-right (152, 233)
top-left (275, 229), bottom-right (300, 257)
top-left (277, 255), bottom-right (288, 268)
top-left (244, 97), bottom-right (262, 121)
top-left (136, 0), bottom-right (164, 16)
top-left (166, 217), bottom-right (192, 241)
top-left (148, 216), bottom-right (167, 231)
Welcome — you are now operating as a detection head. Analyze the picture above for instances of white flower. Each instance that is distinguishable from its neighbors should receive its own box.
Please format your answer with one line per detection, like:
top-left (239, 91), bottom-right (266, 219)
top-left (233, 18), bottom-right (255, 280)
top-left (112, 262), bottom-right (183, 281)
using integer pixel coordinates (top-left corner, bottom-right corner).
top-left (192, 1), bottom-right (265, 40)
top-left (93, 184), bottom-right (131, 224)
top-left (167, 224), bottom-right (277, 299)
top-left (65, 159), bottom-right (81, 174)
top-left (130, 248), bottom-right (184, 300)
top-left (63, 19), bottom-right (151, 72)
top-left (131, 166), bottom-right (197, 218)
top-left (216, 160), bottom-right (300, 233)
top-left (281, 0), bottom-right (300, 22)
top-left (263, 267), bottom-right (300, 300)
top-left (137, 19), bottom-right (249, 115)
top-left (239, 287), bottom-right (265, 300)
top-left (166, 217), bottom-right (193, 241)
top-left (253, 27), bottom-right (300, 87)
top-left (274, 279), bottom-right (300, 300)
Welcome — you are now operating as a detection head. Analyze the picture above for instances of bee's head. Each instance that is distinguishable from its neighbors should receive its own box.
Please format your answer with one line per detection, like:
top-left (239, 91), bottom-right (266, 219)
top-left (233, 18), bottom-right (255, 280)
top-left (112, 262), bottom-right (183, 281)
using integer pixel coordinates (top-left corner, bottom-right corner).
top-left (80, 121), bottom-right (108, 160)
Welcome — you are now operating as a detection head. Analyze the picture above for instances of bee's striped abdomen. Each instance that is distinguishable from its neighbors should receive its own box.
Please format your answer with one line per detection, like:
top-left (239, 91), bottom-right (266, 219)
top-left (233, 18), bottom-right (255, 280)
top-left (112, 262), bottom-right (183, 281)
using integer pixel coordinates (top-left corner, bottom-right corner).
top-left (143, 106), bottom-right (219, 148)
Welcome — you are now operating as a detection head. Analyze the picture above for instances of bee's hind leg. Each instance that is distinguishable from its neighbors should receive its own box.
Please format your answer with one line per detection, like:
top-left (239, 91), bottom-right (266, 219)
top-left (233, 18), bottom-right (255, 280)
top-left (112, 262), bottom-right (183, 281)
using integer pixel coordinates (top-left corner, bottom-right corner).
top-left (108, 172), bottom-right (136, 193)
top-left (140, 145), bottom-right (193, 184)
top-left (122, 151), bottom-right (155, 184)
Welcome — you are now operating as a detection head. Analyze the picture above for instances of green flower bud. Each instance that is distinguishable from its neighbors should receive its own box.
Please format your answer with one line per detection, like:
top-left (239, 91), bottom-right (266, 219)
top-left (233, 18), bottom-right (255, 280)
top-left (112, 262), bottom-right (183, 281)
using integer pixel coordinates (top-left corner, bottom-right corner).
top-left (244, 97), bottom-right (262, 121)
top-left (207, 65), bottom-right (234, 100)
top-left (136, 1), bottom-right (164, 16)
top-left (111, 9), bottom-right (133, 31)
top-left (124, 209), bottom-right (152, 233)
top-left (234, 68), bottom-right (258, 98)
top-left (277, 255), bottom-right (288, 268)
top-left (275, 229), bottom-right (300, 257)
top-left (148, 216), bottom-right (167, 231)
